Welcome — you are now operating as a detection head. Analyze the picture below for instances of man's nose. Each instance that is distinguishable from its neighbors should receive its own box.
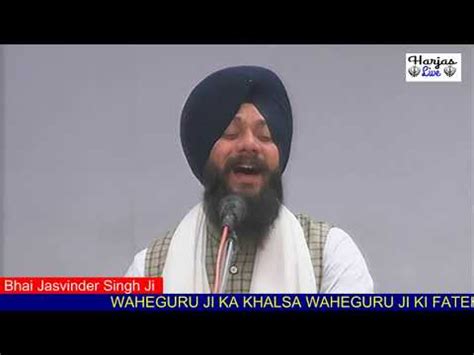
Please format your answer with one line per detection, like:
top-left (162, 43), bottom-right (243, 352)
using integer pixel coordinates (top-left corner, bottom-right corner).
top-left (236, 129), bottom-right (260, 154)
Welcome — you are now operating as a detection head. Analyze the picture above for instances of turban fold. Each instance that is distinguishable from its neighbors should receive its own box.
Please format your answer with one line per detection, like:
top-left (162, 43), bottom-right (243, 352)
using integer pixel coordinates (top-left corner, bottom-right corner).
top-left (180, 66), bottom-right (293, 184)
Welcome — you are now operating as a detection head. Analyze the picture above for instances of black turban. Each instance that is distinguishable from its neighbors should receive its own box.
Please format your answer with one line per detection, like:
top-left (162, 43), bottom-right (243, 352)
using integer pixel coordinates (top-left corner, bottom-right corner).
top-left (180, 65), bottom-right (293, 185)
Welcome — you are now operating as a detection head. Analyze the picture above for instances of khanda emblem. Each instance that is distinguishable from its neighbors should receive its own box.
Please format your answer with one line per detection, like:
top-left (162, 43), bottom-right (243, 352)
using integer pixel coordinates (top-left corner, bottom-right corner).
top-left (444, 65), bottom-right (456, 77)
top-left (408, 65), bottom-right (421, 77)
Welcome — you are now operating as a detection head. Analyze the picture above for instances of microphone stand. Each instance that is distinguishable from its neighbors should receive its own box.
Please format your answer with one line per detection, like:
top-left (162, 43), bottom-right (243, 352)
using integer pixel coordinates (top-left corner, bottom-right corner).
top-left (218, 229), bottom-right (238, 294)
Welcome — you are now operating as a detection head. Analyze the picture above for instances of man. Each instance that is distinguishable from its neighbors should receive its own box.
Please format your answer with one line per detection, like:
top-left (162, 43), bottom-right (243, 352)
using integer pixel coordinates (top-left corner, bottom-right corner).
top-left (125, 65), bottom-right (373, 293)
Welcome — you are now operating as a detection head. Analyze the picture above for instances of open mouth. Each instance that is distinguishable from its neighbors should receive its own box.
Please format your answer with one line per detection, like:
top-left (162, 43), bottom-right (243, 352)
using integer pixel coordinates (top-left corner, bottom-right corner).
top-left (224, 157), bottom-right (268, 189)
top-left (232, 164), bottom-right (261, 175)
top-left (229, 164), bottom-right (263, 189)
top-left (229, 164), bottom-right (264, 187)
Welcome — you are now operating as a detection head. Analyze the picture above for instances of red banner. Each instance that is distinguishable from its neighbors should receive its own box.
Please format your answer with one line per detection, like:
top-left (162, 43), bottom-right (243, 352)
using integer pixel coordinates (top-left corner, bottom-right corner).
top-left (0, 277), bottom-right (163, 294)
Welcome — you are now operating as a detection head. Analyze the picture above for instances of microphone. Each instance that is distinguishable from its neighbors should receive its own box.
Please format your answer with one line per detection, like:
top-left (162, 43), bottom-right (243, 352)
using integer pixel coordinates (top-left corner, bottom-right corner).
top-left (218, 194), bottom-right (247, 230)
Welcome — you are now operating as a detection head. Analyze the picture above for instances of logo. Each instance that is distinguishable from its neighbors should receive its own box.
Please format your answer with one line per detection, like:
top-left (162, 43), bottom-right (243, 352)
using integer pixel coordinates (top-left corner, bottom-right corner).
top-left (406, 53), bottom-right (461, 82)
top-left (444, 65), bottom-right (456, 77)
top-left (408, 65), bottom-right (421, 77)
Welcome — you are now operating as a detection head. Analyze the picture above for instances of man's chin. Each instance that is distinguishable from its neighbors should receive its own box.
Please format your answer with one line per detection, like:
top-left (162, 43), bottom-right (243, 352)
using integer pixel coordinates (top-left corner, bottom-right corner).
top-left (231, 189), bottom-right (260, 200)
top-left (227, 182), bottom-right (263, 197)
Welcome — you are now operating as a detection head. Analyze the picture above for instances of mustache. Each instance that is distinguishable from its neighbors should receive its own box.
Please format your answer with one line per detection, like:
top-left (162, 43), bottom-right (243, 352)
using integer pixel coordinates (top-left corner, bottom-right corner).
top-left (223, 154), bottom-right (270, 175)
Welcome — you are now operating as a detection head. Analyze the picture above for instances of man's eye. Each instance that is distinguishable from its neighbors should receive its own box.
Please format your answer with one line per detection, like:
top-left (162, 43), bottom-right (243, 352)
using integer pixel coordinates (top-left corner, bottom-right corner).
top-left (223, 132), bottom-right (238, 139)
top-left (259, 135), bottom-right (272, 142)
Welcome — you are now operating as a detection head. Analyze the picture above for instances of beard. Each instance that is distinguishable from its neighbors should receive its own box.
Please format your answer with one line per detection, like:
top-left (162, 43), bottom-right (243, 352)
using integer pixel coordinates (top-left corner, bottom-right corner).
top-left (202, 155), bottom-right (283, 247)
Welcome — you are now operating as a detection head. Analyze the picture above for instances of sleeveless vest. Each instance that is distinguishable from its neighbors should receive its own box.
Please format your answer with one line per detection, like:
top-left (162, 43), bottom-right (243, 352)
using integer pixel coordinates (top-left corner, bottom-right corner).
top-left (144, 213), bottom-right (332, 292)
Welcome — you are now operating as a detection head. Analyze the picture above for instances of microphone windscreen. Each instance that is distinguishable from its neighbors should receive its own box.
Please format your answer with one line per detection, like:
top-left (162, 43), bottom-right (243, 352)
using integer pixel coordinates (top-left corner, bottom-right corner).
top-left (218, 195), bottom-right (247, 228)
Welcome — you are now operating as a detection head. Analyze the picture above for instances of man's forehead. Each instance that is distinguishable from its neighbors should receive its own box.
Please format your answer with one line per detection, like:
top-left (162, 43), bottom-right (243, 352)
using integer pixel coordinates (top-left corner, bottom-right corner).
top-left (231, 114), bottom-right (268, 126)
top-left (231, 104), bottom-right (268, 126)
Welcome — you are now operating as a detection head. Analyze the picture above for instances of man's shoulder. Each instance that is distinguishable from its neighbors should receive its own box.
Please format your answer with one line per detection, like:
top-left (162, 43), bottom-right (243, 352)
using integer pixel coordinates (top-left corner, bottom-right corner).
top-left (293, 212), bottom-right (334, 234)
top-left (292, 212), bottom-right (336, 255)
top-left (147, 227), bottom-right (177, 251)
